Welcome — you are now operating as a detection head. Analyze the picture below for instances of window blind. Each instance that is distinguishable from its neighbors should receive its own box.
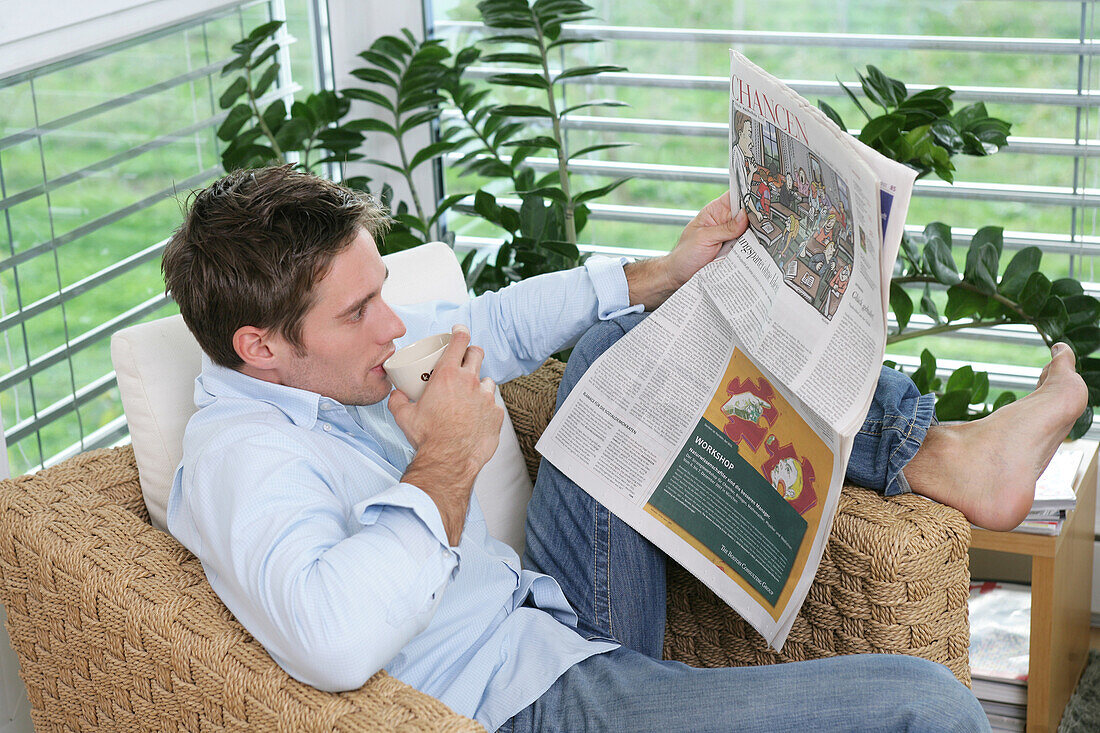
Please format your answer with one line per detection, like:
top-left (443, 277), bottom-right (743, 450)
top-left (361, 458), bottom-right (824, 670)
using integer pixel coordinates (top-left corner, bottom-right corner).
top-left (429, 0), bottom-right (1099, 429)
top-left (0, 0), bottom-right (321, 475)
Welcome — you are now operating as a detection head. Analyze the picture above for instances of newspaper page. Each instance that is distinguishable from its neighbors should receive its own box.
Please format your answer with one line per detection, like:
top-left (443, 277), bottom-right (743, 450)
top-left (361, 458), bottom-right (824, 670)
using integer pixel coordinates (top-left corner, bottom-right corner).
top-left (536, 53), bottom-right (916, 648)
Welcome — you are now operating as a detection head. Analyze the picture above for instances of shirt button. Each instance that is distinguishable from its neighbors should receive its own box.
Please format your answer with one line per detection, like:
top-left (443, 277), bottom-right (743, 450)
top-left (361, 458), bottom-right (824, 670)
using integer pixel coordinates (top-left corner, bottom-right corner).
top-left (322, 423), bottom-right (332, 432)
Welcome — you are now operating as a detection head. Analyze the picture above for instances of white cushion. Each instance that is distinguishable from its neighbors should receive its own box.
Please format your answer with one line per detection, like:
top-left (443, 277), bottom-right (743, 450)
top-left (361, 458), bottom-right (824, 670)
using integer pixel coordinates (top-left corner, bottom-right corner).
top-left (112, 241), bottom-right (534, 554)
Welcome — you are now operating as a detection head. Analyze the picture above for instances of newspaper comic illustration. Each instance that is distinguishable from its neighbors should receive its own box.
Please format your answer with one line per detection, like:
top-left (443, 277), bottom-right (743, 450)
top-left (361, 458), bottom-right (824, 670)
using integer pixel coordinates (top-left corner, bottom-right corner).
top-left (536, 52), bottom-right (918, 648)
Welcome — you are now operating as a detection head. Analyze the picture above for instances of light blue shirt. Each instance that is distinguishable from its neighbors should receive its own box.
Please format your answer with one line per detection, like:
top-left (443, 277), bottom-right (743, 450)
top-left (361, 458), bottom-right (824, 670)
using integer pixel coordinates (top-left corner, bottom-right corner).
top-left (167, 258), bottom-right (640, 731)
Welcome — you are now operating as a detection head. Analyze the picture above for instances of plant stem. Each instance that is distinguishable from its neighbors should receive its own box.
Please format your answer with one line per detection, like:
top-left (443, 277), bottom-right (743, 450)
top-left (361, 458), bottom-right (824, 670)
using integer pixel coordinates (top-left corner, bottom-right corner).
top-left (458, 104), bottom-right (516, 186)
top-left (391, 79), bottom-right (428, 233)
top-left (531, 10), bottom-right (575, 245)
top-left (886, 318), bottom-right (1010, 344)
top-left (246, 65), bottom-right (284, 161)
top-left (890, 274), bottom-right (1051, 346)
top-left (301, 136), bottom-right (315, 173)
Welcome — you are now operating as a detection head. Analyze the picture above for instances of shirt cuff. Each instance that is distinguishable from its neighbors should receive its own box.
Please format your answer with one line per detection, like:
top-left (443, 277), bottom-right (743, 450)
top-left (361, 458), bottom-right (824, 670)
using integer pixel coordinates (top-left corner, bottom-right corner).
top-left (354, 482), bottom-right (460, 559)
top-left (584, 256), bottom-right (645, 320)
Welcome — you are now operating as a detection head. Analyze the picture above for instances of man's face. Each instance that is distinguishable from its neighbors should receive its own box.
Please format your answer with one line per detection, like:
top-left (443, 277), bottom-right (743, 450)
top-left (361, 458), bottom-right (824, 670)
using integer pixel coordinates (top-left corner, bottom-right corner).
top-left (738, 122), bottom-right (753, 155)
top-left (270, 228), bottom-right (406, 405)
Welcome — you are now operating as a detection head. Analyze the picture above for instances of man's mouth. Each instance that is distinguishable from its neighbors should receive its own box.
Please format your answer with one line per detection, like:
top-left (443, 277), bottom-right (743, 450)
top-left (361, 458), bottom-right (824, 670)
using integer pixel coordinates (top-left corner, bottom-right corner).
top-left (373, 346), bottom-right (396, 373)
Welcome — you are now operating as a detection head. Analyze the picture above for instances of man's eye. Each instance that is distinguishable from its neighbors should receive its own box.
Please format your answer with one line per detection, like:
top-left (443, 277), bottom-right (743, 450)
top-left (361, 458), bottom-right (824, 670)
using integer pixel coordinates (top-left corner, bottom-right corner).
top-left (349, 304), bottom-right (367, 322)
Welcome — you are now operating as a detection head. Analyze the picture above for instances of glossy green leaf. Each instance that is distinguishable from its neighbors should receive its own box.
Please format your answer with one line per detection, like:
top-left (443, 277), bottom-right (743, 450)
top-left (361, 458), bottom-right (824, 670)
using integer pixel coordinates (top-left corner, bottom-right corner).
top-left (499, 206), bottom-right (521, 234)
top-left (560, 99), bottom-right (629, 116)
top-left (919, 284), bottom-right (940, 323)
top-left (273, 118), bottom-right (311, 151)
top-left (922, 223), bottom-right (959, 285)
top-left (427, 193), bottom-right (469, 228)
top-left (491, 104), bottom-right (554, 118)
top-left (935, 390), bottom-right (973, 421)
top-left (1067, 326), bottom-right (1100, 357)
top-left (992, 390), bottom-right (1017, 411)
top-left (1037, 296), bottom-right (1069, 341)
top-left (1052, 278), bottom-right (1085, 297)
top-left (889, 282), bottom-right (913, 331)
top-left (567, 142), bottom-right (633, 160)
top-left (253, 63), bottom-right (280, 98)
top-left (1070, 405), bottom-right (1094, 440)
top-left (481, 52), bottom-right (543, 65)
top-left (249, 43), bottom-right (280, 71)
top-left (971, 371), bottom-right (990, 404)
top-left (480, 34), bottom-right (541, 46)
top-left (817, 100), bottom-right (846, 130)
top-left (345, 118), bottom-right (397, 136)
top-left (518, 186), bottom-right (568, 204)
top-left (351, 67), bottom-right (398, 88)
top-left (409, 140), bottom-right (459, 171)
top-left (342, 87), bottom-right (394, 111)
top-left (219, 76), bottom-right (247, 109)
top-left (261, 99), bottom-right (287, 133)
top-left (554, 64), bottom-right (625, 82)
top-left (540, 239), bottom-right (581, 260)
top-left (216, 104), bottom-right (252, 141)
top-left (945, 365), bottom-right (974, 393)
top-left (858, 114), bottom-right (905, 146)
top-left (836, 77), bottom-right (873, 121)
top-left (997, 246), bottom-right (1041, 298)
top-left (1019, 271), bottom-right (1052, 316)
top-left (502, 135), bottom-right (560, 150)
top-left (488, 72), bottom-right (550, 90)
top-left (944, 284), bottom-right (987, 321)
top-left (573, 176), bottom-right (631, 204)
top-left (474, 189), bottom-right (501, 224)
top-left (963, 242), bottom-right (999, 294)
top-left (1063, 294), bottom-right (1100, 331)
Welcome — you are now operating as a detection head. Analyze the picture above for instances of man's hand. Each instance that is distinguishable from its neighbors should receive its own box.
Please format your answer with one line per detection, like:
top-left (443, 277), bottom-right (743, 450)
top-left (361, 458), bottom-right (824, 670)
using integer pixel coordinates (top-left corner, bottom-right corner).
top-left (389, 325), bottom-right (504, 546)
top-left (624, 191), bottom-right (749, 310)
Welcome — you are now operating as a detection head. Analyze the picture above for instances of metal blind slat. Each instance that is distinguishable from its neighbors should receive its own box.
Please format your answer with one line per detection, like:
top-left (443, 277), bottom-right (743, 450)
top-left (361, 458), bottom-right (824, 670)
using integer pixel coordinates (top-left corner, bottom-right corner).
top-left (463, 67), bottom-right (1099, 106)
top-left (0, 294), bottom-right (172, 394)
top-left (438, 20), bottom-right (1098, 56)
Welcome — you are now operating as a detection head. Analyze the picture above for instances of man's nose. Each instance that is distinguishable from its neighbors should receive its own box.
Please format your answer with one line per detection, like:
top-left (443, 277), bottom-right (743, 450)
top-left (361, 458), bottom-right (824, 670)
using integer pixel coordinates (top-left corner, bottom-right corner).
top-left (380, 299), bottom-right (406, 341)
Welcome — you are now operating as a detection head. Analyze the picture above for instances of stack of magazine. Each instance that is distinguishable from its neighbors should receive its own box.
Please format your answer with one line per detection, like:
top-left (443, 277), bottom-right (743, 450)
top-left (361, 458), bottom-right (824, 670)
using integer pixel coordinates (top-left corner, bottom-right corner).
top-left (1014, 444), bottom-right (1085, 535)
top-left (969, 581), bottom-right (1030, 732)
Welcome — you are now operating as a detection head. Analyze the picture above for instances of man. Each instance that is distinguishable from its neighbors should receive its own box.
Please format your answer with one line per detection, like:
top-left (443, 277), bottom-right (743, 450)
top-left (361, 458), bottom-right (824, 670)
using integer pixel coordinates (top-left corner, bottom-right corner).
top-left (803, 210), bottom-right (838, 273)
top-left (732, 115), bottom-right (762, 220)
top-left (164, 165), bottom-right (1085, 731)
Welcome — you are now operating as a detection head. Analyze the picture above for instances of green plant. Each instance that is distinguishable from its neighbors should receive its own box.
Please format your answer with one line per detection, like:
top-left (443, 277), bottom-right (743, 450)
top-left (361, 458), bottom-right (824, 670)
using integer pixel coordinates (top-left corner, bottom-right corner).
top-left (343, 31), bottom-right (469, 252)
top-left (217, 1), bottom-right (633, 293)
top-left (447, 0), bottom-right (631, 291)
top-left (819, 65), bottom-right (1010, 183)
top-left (216, 21), bottom-right (364, 173)
top-left (823, 68), bottom-right (1099, 435)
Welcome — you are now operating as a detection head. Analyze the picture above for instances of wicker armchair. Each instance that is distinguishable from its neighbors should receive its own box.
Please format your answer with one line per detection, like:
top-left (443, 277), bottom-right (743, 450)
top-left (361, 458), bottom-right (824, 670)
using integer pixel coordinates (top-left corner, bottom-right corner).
top-left (0, 361), bottom-right (972, 731)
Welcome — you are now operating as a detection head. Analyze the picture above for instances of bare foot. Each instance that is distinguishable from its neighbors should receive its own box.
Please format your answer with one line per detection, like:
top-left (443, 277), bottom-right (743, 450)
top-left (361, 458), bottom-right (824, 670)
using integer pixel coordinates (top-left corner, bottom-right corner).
top-left (903, 343), bottom-right (1088, 531)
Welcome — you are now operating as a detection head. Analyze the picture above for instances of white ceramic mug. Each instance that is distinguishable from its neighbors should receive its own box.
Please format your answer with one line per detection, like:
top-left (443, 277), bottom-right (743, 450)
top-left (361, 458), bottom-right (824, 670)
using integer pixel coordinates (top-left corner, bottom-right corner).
top-left (383, 332), bottom-right (451, 401)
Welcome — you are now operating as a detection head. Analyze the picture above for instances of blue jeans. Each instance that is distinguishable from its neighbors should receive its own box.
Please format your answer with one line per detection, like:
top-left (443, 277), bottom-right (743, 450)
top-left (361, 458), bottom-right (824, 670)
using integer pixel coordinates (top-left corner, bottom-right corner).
top-left (509, 314), bottom-right (986, 732)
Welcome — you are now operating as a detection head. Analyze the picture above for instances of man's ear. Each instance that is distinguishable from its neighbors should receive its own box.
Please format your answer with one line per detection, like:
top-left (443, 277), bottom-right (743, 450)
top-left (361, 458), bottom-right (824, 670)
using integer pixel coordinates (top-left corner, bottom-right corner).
top-left (232, 325), bottom-right (280, 372)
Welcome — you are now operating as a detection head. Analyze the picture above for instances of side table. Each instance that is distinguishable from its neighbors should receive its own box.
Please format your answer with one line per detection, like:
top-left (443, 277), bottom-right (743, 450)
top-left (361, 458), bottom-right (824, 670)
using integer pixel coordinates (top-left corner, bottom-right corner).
top-left (969, 439), bottom-right (1098, 733)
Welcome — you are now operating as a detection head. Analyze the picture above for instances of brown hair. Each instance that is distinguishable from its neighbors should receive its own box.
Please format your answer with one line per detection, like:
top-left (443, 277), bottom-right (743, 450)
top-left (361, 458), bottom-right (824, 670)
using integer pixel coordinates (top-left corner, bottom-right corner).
top-left (162, 165), bottom-right (390, 368)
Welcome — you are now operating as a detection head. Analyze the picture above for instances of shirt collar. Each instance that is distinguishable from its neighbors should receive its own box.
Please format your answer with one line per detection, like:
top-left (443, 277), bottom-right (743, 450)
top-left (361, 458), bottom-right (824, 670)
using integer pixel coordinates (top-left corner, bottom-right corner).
top-left (196, 353), bottom-right (332, 430)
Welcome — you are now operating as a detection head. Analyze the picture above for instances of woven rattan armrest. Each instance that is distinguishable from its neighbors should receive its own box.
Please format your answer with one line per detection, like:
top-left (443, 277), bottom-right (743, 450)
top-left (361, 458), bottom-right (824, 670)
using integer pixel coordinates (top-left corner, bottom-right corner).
top-left (502, 360), bottom-right (974, 686)
top-left (0, 448), bottom-right (484, 732)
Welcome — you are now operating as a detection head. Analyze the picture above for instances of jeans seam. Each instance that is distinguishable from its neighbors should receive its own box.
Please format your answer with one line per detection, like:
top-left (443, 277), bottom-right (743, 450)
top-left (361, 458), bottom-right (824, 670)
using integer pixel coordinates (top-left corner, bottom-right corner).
top-left (606, 508), bottom-right (613, 638)
top-left (592, 500), bottom-right (598, 638)
top-left (886, 415), bottom-right (917, 467)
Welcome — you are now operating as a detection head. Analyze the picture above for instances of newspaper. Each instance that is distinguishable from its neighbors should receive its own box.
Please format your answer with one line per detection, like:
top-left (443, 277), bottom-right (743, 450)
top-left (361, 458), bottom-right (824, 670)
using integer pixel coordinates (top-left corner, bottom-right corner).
top-left (536, 52), bottom-right (918, 649)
